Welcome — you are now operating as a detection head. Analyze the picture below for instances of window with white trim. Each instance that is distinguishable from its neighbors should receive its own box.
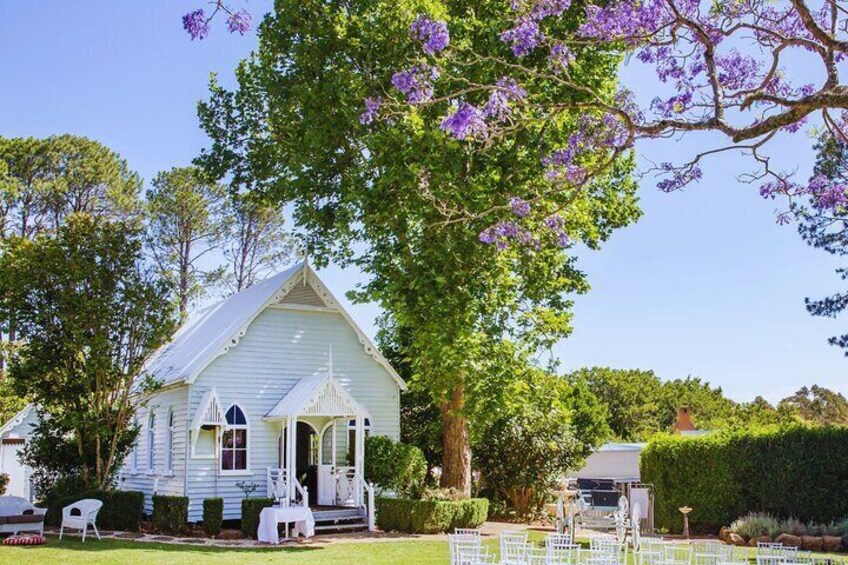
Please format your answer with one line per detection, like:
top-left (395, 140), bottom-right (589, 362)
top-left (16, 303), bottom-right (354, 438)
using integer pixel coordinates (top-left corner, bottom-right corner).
top-left (147, 412), bottom-right (156, 471)
top-left (131, 418), bottom-right (139, 473)
top-left (347, 418), bottom-right (371, 466)
top-left (222, 405), bottom-right (248, 472)
top-left (165, 408), bottom-right (175, 474)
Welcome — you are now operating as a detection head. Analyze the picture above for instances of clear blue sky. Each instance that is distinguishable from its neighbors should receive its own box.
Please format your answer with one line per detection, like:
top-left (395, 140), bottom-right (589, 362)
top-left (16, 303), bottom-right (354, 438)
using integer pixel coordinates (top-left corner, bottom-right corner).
top-left (2, 1), bottom-right (845, 403)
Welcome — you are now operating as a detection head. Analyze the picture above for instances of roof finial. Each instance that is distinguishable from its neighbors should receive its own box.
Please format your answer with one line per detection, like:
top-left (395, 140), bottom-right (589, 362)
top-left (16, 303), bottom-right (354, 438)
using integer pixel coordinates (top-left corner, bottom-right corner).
top-left (302, 254), bottom-right (309, 286)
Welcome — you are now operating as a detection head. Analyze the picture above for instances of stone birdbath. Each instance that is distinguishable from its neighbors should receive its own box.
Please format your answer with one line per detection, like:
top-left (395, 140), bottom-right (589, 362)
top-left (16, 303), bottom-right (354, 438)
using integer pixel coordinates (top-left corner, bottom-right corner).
top-left (679, 506), bottom-right (692, 539)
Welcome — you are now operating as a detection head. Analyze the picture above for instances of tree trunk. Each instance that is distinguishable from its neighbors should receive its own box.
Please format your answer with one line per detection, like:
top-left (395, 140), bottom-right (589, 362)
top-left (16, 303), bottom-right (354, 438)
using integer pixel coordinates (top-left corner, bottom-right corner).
top-left (439, 384), bottom-right (472, 496)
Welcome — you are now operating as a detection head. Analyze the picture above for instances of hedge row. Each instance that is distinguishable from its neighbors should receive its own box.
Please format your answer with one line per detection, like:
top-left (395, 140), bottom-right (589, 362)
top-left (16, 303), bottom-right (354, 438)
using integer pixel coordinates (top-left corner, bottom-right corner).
top-left (376, 498), bottom-right (489, 534)
top-left (45, 490), bottom-right (144, 532)
top-left (152, 495), bottom-right (189, 535)
top-left (640, 426), bottom-right (848, 534)
top-left (241, 498), bottom-right (275, 538)
top-left (203, 498), bottom-right (224, 536)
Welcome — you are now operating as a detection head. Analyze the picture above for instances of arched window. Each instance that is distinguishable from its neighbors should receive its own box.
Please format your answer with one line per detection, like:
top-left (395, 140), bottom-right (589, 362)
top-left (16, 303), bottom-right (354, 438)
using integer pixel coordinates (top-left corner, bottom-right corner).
top-left (147, 412), bottom-right (156, 471)
top-left (222, 404), bottom-right (248, 472)
top-left (165, 408), bottom-right (175, 474)
top-left (347, 418), bottom-right (371, 466)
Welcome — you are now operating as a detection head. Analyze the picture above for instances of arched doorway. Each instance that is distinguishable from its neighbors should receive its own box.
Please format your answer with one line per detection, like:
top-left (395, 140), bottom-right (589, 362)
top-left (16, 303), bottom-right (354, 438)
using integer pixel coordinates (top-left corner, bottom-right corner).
top-left (279, 422), bottom-right (319, 506)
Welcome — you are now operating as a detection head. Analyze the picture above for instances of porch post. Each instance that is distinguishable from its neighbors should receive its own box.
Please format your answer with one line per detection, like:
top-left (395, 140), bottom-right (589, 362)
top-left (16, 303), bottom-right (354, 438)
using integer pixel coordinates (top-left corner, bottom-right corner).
top-left (287, 415), bottom-right (296, 503)
top-left (355, 415), bottom-right (365, 505)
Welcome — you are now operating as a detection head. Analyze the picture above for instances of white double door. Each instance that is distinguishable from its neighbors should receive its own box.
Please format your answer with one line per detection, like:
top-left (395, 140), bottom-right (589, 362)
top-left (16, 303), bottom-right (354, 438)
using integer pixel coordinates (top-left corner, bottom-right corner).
top-left (317, 422), bottom-right (336, 506)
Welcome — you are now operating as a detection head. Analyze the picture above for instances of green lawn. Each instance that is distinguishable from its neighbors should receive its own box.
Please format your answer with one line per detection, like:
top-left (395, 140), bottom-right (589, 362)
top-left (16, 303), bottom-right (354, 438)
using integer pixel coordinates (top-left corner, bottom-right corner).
top-left (0, 534), bottom-right (845, 565)
top-left (0, 536), bottom-right (453, 565)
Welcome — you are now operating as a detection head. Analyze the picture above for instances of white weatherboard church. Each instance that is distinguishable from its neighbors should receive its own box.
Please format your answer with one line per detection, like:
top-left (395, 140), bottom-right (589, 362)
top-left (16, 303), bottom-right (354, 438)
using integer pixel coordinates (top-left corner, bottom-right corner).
top-left (2, 261), bottom-right (405, 529)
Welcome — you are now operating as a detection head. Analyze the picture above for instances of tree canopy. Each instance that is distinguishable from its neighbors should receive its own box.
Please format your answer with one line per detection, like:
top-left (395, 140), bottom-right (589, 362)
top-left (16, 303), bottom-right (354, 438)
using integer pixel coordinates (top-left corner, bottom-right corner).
top-left (198, 0), bottom-right (640, 493)
top-left (0, 214), bottom-right (175, 490)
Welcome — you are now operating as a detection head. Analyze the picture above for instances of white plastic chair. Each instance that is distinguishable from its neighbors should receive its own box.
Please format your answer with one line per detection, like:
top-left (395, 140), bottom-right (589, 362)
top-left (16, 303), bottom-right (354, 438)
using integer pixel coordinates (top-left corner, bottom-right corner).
top-left (450, 533), bottom-right (483, 565)
top-left (59, 499), bottom-right (103, 543)
top-left (638, 538), bottom-right (666, 565)
top-left (662, 543), bottom-right (692, 565)
top-left (501, 539), bottom-right (533, 565)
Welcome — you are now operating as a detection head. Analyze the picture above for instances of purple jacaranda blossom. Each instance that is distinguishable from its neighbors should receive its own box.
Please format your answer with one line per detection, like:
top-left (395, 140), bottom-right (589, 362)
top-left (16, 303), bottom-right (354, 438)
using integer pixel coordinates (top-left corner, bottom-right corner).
top-left (483, 78), bottom-right (526, 121)
top-left (183, 10), bottom-right (210, 40)
top-left (440, 103), bottom-right (488, 140)
top-left (808, 175), bottom-right (848, 210)
top-left (650, 91), bottom-right (693, 118)
top-left (478, 220), bottom-right (536, 250)
top-left (656, 164), bottom-right (702, 192)
top-left (716, 51), bottom-right (761, 90)
top-left (227, 10), bottom-right (252, 35)
top-left (510, 197), bottom-right (531, 217)
top-left (501, 17), bottom-right (542, 57)
top-left (549, 43), bottom-right (575, 73)
top-left (359, 97), bottom-right (382, 125)
top-left (392, 65), bottom-right (440, 104)
top-left (411, 15), bottom-right (450, 55)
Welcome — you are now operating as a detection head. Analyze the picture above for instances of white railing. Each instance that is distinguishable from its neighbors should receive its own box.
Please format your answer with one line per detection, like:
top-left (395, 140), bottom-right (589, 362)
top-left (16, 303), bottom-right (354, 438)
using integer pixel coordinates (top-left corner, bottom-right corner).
top-left (353, 472), bottom-right (376, 532)
top-left (334, 466), bottom-right (358, 507)
top-left (266, 467), bottom-right (308, 507)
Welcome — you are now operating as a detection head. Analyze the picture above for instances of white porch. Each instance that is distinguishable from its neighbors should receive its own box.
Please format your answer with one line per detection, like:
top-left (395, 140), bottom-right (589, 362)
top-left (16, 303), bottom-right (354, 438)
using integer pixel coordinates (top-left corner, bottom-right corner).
top-left (263, 371), bottom-right (375, 531)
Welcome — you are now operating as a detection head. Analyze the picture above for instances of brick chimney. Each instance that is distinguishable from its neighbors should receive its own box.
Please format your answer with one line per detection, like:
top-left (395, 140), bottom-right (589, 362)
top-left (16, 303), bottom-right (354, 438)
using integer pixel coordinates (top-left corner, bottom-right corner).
top-left (674, 406), bottom-right (697, 432)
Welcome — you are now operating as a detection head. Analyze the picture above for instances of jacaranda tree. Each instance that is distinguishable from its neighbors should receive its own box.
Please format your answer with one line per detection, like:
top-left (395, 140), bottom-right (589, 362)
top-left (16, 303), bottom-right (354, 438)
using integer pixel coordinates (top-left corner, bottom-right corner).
top-left (198, 0), bottom-right (639, 494)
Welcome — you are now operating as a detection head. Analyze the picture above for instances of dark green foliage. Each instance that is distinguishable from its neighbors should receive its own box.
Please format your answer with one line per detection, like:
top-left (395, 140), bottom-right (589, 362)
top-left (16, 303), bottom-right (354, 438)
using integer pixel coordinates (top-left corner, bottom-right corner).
top-left (202, 498), bottom-right (224, 536)
top-left (798, 134), bottom-right (848, 353)
top-left (475, 370), bottom-right (608, 516)
top-left (376, 498), bottom-right (489, 534)
top-left (152, 495), bottom-right (189, 535)
top-left (0, 473), bottom-right (8, 496)
top-left (240, 497), bottom-right (275, 538)
top-left (0, 214), bottom-right (175, 490)
top-left (568, 367), bottom-right (795, 441)
top-left (641, 426), bottom-right (848, 534)
top-left (45, 490), bottom-right (144, 532)
top-left (365, 435), bottom-right (427, 497)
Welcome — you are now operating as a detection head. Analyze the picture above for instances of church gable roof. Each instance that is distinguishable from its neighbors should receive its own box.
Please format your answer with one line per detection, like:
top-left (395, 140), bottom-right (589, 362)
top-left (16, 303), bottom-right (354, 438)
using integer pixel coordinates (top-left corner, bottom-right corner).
top-left (145, 261), bottom-right (405, 389)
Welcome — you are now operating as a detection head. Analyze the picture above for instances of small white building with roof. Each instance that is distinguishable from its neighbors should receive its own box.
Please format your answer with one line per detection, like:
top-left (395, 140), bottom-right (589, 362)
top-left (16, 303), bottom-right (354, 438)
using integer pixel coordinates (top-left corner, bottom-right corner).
top-left (114, 260), bottom-right (403, 526)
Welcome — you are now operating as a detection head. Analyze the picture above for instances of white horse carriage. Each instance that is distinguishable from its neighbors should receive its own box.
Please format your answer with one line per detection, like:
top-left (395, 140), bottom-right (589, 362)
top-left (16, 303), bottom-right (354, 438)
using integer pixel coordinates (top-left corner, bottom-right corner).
top-left (552, 479), bottom-right (653, 549)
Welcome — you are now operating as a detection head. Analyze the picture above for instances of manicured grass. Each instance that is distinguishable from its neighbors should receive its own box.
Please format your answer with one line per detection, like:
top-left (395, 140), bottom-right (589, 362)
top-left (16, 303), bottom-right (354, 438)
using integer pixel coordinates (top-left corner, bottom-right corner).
top-left (0, 536), bottom-right (452, 565)
top-left (1, 534), bottom-right (846, 565)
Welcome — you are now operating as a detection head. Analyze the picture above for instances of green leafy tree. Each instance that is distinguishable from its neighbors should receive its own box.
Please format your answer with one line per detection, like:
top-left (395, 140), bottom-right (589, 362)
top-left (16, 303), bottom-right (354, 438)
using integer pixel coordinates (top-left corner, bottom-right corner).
top-left (218, 194), bottom-right (301, 293)
top-left (364, 435), bottom-right (427, 496)
top-left (198, 0), bottom-right (639, 494)
top-left (567, 367), bottom-right (667, 441)
top-left (0, 135), bottom-right (141, 239)
top-left (146, 166), bottom-right (226, 322)
top-left (777, 385), bottom-right (848, 426)
top-left (475, 370), bottom-right (609, 516)
top-left (0, 214), bottom-right (175, 490)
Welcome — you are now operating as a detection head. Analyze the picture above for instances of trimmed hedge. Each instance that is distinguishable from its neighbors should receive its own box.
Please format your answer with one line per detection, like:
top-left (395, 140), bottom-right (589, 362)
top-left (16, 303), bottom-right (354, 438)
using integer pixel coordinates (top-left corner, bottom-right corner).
top-left (376, 498), bottom-right (489, 534)
top-left (152, 495), bottom-right (189, 535)
top-left (641, 426), bottom-right (848, 534)
top-left (203, 498), bottom-right (224, 537)
top-left (45, 490), bottom-right (144, 532)
top-left (241, 498), bottom-right (275, 538)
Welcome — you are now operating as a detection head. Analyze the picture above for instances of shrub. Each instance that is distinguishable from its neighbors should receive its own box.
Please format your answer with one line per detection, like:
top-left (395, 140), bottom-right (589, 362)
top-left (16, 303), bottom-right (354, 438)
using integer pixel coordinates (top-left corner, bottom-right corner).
top-left (44, 489), bottom-right (144, 532)
top-left (641, 425), bottom-right (848, 533)
top-left (731, 512), bottom-right (781, 539)
top-left (376, 498), bottom-right (488, 534)
top-left (202, 498), bottom-right (223, 537)
top-left (779, 517), bottom-right (808, 537)
top-left (0, 473), bottom-right (8, 496)
top-left (420, 487), bottom-right (468, 501)
top-left (475, 371), bottom-right (604, 517)
top-left (152, 495), bottom-right (188, 535)
top-left (364, 436), bottom-right (427, 497)
top-left (241, 497), bottom-right (275, 538)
